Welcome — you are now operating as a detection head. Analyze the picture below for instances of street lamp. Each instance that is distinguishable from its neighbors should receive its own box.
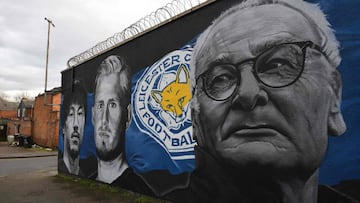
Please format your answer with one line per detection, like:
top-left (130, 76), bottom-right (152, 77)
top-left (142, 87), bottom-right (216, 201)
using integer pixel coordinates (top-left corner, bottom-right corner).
top-left (44, 17), bottom-right (55, 93)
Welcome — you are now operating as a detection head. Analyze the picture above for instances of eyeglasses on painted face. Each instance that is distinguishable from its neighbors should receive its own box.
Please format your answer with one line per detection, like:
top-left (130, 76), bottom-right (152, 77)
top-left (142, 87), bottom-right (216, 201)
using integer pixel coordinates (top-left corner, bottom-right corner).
top-left (196, 41), bottom-right (324, 101)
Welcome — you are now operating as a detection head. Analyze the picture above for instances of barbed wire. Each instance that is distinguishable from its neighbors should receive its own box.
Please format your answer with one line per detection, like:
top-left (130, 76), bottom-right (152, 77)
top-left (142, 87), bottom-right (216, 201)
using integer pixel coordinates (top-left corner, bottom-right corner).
top-left (67, 0), bottom-right (210, 68)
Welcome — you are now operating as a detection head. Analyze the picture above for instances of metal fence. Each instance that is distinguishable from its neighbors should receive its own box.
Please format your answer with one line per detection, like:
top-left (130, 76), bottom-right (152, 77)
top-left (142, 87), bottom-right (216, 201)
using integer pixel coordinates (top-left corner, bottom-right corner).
top-left (66, 0), bottom-right (210, 68)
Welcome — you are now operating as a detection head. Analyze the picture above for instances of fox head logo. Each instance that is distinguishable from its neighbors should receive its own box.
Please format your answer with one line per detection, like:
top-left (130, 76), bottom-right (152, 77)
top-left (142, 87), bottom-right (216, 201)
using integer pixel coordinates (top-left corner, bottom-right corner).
top-left (151, 65), bottom-right (191, 122)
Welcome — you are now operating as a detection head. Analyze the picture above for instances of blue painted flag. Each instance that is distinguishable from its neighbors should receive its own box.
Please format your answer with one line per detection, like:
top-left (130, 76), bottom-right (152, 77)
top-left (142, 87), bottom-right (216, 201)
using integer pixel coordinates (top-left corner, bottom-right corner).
top-left (126, 42), bottom-right (196, 175)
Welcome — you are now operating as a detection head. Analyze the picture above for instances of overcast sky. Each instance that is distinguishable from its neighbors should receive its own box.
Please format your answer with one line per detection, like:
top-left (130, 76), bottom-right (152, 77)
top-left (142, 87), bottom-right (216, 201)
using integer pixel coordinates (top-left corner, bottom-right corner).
top-left (0, 0), bottom-right (177, 101)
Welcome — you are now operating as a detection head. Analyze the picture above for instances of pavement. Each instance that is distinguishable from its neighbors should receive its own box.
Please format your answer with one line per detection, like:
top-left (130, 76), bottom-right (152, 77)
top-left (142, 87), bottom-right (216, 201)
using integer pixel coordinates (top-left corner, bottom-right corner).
top-left (0, 141), bottom-right (166, 203)
top-left (0, 141), bottom-right (57, 159)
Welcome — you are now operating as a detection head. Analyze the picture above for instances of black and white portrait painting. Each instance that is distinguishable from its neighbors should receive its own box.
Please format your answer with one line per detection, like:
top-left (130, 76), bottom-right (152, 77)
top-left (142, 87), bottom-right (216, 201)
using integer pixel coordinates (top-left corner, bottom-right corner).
top-left (59, 0), bottom-right (360, 202)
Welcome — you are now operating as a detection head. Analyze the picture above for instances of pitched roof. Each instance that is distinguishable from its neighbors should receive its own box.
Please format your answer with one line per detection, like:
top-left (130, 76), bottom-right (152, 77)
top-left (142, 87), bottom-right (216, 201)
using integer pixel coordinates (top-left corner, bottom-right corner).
top-left (19, 98), bottom-right (34, 108)
top-left (0, 98), bottom-right (18, 110)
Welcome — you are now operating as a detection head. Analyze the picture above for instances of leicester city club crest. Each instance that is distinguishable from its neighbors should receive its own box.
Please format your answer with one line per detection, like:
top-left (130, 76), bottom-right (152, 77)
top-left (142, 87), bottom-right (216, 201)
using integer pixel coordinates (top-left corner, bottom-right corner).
top-left (132, 47), bottom-right (195, 160)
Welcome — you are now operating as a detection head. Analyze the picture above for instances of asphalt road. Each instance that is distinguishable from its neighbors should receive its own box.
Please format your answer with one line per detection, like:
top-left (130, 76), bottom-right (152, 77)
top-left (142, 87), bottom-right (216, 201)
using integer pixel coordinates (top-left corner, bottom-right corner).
top-left (0, 156), bottom-right (57, 177)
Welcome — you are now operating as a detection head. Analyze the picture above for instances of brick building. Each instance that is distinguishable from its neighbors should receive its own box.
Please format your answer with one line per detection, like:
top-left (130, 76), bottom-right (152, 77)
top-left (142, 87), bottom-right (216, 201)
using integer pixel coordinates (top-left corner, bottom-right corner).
top-left (6, 98), bottom-right (34, 142)
top-left (0, 110), bottom-right (17, 141)
top-left (0, 98), bottom-right (17, 140)
top-left (32, 88), bottom-right (61, 148)
top-left (0, 110), bottom-right (17, 118)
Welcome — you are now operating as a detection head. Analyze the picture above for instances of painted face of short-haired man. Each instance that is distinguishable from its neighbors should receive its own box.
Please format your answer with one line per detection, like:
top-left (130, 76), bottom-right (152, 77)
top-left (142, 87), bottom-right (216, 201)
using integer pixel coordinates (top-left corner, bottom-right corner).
top-left (190, 0), bottom-right (347, 202)
top-left (93, 73), bottom-right (125, 161)
top-left (92, 55), bottom-right (130, 184)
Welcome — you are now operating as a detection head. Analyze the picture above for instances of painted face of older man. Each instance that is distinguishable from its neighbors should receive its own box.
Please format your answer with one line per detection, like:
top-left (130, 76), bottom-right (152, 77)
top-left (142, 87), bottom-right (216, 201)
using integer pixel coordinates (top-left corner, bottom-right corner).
top-left (192, 3), bottom-right (345, 174)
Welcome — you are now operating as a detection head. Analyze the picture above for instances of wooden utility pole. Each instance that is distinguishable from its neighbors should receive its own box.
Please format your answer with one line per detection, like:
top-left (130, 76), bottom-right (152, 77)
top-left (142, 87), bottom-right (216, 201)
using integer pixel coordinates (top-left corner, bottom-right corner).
top-left (44, 17), bottom-right (55, 92)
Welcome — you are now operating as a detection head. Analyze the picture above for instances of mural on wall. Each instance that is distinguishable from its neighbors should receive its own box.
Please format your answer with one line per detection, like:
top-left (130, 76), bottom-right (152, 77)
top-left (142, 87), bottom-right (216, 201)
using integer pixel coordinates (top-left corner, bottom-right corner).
top-left (58, 79), bottom-right (90, 176)
top-left (59, 0), bottom-right (360, 202)
top-left (127, 45), bottom-right (196, 175)
top-left (170, 0), bottom-right (348, 202)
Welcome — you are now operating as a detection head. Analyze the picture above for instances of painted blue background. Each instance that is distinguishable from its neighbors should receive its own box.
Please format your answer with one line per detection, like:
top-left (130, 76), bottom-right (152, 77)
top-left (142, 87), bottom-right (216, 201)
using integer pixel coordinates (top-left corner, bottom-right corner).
top-left (308, 0), bottom-right (360, 185)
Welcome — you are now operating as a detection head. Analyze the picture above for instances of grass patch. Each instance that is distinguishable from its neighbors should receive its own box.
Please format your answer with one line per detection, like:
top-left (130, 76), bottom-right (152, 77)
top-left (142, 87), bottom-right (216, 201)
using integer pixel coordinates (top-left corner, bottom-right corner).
top-left (56, 173), bottom-right (170, 203)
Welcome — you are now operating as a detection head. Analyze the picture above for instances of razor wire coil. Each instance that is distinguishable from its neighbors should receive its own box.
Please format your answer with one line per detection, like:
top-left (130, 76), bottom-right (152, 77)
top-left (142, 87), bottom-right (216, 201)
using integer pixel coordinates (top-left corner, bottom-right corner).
top-left (67, 0), bottom-right (209, 68)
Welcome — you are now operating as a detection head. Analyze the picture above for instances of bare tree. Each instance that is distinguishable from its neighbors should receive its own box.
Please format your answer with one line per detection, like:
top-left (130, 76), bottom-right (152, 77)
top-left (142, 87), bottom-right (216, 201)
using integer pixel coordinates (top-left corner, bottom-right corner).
top-left (14, 92), bottom-right (34, 102)
top-left (0, 92), bottom-right (10, 102)
top-left (0, 92), bottom-right (18, 110)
